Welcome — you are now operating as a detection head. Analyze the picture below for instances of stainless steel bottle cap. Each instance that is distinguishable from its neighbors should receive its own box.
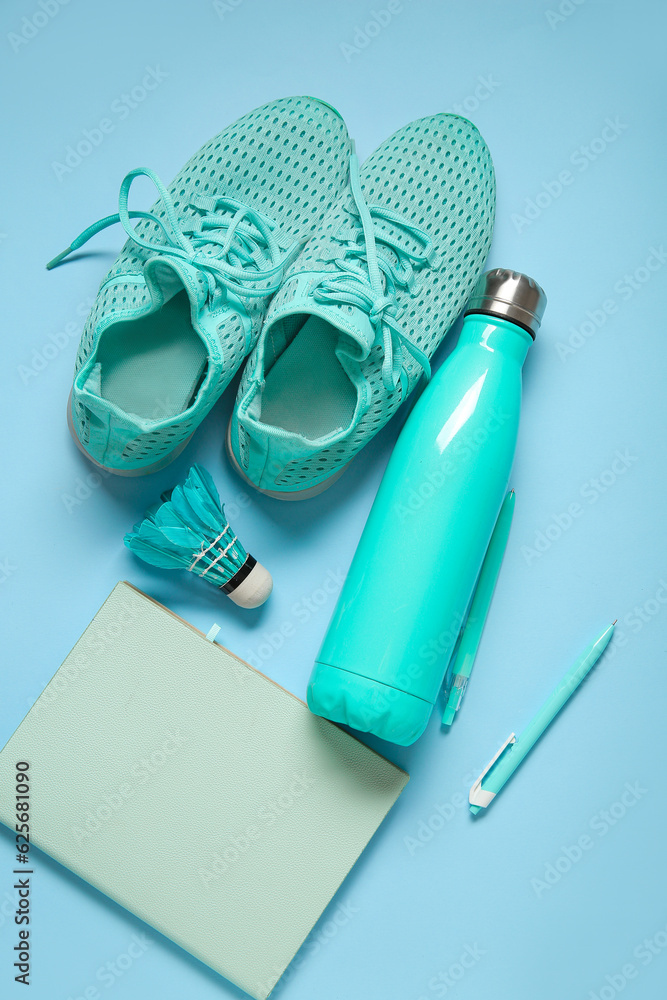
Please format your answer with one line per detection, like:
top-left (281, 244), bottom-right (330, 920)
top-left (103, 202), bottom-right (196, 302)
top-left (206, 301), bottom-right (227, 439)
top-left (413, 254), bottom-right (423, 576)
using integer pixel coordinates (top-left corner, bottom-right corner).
top-left (464, 268), bottom-right (547, 338)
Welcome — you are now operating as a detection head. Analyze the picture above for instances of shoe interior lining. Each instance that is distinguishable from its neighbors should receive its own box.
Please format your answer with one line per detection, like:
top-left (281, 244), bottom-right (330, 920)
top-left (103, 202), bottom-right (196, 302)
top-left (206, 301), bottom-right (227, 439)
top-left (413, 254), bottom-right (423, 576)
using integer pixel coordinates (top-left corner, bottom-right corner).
top-left (96, 291), bottom-right (208, 419)
top-left (260, 316), bottom-right (357, 439)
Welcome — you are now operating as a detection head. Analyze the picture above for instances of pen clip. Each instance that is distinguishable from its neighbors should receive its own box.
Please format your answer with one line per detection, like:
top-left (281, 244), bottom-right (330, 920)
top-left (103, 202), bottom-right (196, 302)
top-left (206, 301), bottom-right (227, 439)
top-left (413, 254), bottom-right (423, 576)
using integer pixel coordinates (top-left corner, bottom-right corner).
top-left (469, 732), bottom-right (516, 808)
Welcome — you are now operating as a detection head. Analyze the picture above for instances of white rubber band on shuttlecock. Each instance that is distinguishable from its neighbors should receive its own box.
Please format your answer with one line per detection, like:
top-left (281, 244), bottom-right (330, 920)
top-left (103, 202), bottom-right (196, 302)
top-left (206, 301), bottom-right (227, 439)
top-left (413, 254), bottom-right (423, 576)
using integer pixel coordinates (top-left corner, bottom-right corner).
top-left (188, 529), bottom-right (227, 572)
top-left (200, 534), bottom-right (239, 578)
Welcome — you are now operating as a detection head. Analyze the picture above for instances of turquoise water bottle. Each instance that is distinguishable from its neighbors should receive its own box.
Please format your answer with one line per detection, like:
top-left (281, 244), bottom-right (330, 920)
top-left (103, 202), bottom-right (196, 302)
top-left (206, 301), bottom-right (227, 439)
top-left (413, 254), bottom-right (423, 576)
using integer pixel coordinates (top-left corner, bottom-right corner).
top-left (308, 269), bottom-right (547, 746)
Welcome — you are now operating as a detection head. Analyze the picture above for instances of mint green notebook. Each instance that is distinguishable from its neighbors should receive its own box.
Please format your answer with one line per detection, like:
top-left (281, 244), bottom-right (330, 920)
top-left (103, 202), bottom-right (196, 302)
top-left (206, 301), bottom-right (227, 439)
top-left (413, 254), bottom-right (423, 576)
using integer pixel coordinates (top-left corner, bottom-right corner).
top-left (0, 583), bottom-right (408, 999)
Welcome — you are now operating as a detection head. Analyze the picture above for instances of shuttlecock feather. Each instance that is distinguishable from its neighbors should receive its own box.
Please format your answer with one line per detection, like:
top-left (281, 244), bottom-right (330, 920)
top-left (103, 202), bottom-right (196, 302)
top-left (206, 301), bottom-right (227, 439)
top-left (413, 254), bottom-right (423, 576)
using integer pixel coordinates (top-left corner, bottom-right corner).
top-left (124, 465), bottom-right (272, 608)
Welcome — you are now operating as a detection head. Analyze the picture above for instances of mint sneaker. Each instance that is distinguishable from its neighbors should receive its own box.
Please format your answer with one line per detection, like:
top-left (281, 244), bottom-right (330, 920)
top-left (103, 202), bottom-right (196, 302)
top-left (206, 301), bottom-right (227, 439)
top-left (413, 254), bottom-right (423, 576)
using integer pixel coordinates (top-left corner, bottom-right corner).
top-left (227, 114), bottom-right (495, 498)
top-left (48, 97), bottom-right (351, 475)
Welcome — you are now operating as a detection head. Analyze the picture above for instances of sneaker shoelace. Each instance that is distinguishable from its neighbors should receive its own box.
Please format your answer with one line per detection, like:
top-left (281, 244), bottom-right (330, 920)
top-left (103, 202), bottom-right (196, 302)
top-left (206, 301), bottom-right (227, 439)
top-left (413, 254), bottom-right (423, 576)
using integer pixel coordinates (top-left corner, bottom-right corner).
top-left (312, 153), bottom-right (434, 392)
top-left (47, 167), bottom-right (303, 310)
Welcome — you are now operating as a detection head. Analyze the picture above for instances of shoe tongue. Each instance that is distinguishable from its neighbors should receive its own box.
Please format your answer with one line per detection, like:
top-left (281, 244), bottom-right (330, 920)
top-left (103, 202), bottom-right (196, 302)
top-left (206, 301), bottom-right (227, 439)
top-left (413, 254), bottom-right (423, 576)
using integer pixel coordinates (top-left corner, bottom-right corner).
top-left (143, 256), bottom-right (209, 314)
top-left (320, 299), bottom-right (376, 362)
top-left (269, 271), bottom-right (376, 361)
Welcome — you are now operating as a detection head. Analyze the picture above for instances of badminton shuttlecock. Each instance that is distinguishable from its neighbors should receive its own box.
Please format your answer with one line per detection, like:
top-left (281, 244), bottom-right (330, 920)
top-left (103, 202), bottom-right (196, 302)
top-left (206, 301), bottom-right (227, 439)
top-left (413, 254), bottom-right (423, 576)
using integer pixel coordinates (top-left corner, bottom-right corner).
top-left (124, 465), bottom-right (272, 608)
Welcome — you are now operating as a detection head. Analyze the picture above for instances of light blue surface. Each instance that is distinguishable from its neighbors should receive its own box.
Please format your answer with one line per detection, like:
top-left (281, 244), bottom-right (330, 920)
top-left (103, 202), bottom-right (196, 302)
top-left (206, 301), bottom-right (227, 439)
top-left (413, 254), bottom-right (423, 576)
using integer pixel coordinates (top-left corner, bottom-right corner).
top-left (0, 2), bottom-right (665, 998)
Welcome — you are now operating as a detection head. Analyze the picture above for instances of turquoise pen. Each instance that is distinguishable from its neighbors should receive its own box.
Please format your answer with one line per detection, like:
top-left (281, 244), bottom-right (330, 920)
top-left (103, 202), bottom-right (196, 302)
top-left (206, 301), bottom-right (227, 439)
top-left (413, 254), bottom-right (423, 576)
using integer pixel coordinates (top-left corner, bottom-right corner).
top-left (469, 622), bottom-right (616, 813)
top-left (442, 489), bottom-right (516, 727)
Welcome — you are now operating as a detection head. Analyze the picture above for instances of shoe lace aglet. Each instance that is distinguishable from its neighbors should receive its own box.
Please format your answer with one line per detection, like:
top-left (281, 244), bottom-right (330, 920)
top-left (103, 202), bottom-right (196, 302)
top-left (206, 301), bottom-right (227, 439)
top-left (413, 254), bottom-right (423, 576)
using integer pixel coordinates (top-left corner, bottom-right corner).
top-left (46, 246), bottom-right (73, 270)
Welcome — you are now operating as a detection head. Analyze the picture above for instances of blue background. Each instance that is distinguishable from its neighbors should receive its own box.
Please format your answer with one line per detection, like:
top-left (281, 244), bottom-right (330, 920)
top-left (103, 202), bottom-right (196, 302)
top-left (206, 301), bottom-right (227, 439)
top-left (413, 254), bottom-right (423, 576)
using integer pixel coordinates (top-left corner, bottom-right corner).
top-left (1, 1), bottom-right (666, 998)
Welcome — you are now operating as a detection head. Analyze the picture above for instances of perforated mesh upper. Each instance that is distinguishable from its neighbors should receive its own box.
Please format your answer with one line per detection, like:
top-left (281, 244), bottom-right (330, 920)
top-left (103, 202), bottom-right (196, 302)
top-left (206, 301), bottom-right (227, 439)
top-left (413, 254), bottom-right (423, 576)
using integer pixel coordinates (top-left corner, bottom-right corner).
top-left (104, 96), bottom-right (351, 291)
top-left (236, 113), bottom-right (496, 489)
top-left (71, 96), bottom-right (351, 471)
top-left (75, 280), bottom-right (152, 374)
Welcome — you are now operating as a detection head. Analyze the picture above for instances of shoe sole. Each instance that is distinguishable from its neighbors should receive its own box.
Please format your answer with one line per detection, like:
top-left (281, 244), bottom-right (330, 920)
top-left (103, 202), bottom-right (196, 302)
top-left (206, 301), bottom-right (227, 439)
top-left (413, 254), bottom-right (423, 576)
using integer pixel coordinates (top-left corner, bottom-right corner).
top-left (225, 420), bottom-right (348, 500)
top-left (67, 391), bottom-right (193, 477)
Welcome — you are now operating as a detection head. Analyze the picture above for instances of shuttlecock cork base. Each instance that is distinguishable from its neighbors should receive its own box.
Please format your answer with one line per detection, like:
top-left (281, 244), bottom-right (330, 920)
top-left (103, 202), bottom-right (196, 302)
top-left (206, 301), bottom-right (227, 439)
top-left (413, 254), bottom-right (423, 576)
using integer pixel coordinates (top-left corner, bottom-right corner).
top-left (222, 555), bottom-right (273, 609)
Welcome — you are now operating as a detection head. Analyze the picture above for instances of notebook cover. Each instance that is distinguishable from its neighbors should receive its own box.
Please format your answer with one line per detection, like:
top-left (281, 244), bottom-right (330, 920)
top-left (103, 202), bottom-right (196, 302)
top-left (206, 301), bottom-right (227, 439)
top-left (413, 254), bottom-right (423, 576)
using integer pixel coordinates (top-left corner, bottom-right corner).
top-left (0, 583), bottom-right (408, 999)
